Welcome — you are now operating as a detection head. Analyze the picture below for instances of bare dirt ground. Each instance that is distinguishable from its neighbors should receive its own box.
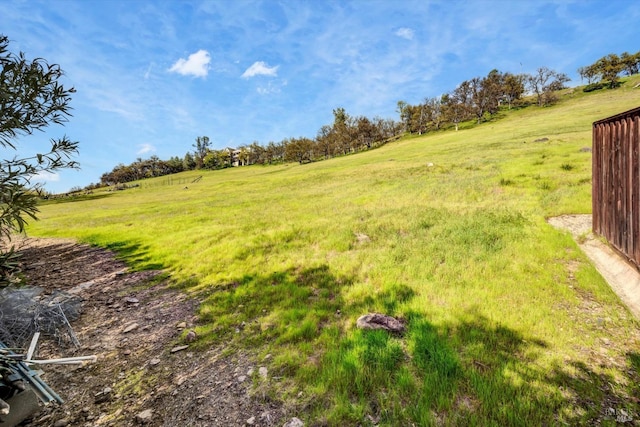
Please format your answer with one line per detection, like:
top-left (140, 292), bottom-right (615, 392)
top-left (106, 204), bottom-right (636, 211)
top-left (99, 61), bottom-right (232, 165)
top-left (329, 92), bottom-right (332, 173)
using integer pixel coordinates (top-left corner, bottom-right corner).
top-left (547, 214), bottom-right (640, 319)
top-left (10, 237), bottom-right (286, 427)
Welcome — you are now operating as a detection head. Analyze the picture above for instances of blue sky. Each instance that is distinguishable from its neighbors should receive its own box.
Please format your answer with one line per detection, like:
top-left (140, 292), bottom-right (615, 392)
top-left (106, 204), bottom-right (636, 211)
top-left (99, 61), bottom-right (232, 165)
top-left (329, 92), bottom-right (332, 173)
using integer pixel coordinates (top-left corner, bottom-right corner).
top-left (2, 0), bottom-right (639, 193)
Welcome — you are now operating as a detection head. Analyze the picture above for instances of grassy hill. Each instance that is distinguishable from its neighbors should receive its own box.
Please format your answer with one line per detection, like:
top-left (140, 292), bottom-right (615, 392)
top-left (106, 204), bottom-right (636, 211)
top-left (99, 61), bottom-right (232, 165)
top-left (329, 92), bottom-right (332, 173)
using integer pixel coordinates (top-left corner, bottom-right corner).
top-left (29, 76), bottom-right (640, 425)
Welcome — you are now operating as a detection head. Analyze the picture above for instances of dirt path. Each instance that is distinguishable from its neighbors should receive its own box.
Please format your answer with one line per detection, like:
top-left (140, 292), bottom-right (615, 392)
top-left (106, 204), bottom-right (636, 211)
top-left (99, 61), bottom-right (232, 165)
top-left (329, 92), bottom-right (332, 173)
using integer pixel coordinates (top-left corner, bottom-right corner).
top-left (547, 214), bottom-right (640, 319)
top-left (10, 237), bottom-right (285, 427)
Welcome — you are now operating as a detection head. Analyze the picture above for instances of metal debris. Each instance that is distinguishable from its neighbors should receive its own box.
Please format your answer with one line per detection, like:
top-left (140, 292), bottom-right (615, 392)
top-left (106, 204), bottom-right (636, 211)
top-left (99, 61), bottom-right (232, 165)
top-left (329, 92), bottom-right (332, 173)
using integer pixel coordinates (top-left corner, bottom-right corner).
top-left (0, 286), bottom-right (82, 348)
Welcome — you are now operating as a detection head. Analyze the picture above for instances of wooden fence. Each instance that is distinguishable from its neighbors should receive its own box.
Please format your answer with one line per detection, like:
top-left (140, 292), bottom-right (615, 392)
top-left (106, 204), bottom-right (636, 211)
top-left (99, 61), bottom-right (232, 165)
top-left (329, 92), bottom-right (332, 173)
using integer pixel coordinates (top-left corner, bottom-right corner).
top-left (592, 106), bottom-right (640, 268)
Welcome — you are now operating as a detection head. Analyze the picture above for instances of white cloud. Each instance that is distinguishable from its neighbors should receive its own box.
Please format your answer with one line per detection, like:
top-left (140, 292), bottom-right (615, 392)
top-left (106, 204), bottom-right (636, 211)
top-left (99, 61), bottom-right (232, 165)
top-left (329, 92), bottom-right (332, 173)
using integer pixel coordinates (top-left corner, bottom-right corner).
top-left (395, 27), bottom-right (414, 40)
top-left (144, 63), bottom-right (153, 79)
top-left (169, 50), bottom-right (211, 77)
top-left (30, 171), bottom-right (60, 182)
top-left (137, 143), bottom-right (156, 155)
top-left (242, 61), bottom-right (279, 78)
top-left (257, 79), bottom-right (288, 95)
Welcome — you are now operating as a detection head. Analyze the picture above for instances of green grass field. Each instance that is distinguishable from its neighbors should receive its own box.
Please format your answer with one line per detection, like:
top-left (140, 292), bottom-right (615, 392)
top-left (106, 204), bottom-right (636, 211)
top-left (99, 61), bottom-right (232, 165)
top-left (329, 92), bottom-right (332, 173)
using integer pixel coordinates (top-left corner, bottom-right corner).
top-left (29, 77), bottom-right (640, 425)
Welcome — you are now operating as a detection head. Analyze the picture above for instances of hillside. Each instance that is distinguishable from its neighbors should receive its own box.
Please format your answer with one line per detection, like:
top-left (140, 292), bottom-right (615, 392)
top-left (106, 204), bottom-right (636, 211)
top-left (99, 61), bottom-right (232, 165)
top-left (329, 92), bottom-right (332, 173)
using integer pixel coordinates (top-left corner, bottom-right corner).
top-left (26, 76), bottom-right (640, 426)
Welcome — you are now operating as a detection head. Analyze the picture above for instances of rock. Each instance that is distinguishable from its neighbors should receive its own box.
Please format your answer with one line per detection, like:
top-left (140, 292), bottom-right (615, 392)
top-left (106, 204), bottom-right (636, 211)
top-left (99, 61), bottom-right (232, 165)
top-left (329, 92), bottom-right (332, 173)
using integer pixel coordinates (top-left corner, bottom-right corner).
top-left (283, 417), bottom-right (304, 427)
top-left (53, 419), bottom-right (69, 427)
top-left (124, 297), bottom-right (139, 304)
top-left (176, 321), bottom-right (187, 329)
top-left (185, 330), bottom-right (197, 343)
top-left (94, 387), bottom-right (113, 404)
top-left (136, 409), bottom-right (154, 424)
top-left (355, 233), bottom-right (370, 243)
top-left (356, 313), bottom-right (405, 333)
top-left (122, 323), bottom-right (139, 333)
top-left (237, 375), bottom-right (247, 383)
top-left (171, 345), bottom-right (189, 353)
top-left (259, 367), bottom-right (268, 379)
top-left (246, 416), bottom-right (256, 425)
top-left (149, 358), bottom-right (161, 366)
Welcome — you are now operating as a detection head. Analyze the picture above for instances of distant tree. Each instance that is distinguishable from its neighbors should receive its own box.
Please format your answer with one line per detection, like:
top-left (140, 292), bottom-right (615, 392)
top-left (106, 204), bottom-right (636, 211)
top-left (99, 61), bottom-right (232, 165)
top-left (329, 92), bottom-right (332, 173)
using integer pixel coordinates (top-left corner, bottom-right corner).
top-left (620, 51), bottom-right (640, 76)
top-left (284, 137), bottom-right (314, 164)
top-left (202, 149), bottom-right (223, 169)
top-left (577, 64), bottom-right (598, 84)
top-left (332, 107), bottom-right (354, 154)
top-left (355, 116), bottom-right (377, 149)
top-left (166, 156), bottom-right (185, 174)
top-left (424, 97), bottom-right (444, 130)
top-left (443, 81), bottom-right (472, 131)
top-left (183, 152), bottom-right (196, 170)
top-left (396, 101), bottom-right (411, 133)
top-left (527, 67), bottom-right (570, 106)
top-left (265, 141), bottom-right (285, 164)
top-left (0, 34), bottom-right (79, 271)
top-left (316, 125), bottom-right (335, 159)
top-left (413, 104), bottom-right (428, 135)
top-left (502, 72), bottom-right (526, 109)
top-left (595, 54), bottom-right (624, 88)
top-left (247, 141), bottom-right (265, 165)
top-left (237, 145), bottom-right (250, 166)
top-left (192, 136), bottom-right (211, 169)
top-left (469, 70), bottom-right (505, 124)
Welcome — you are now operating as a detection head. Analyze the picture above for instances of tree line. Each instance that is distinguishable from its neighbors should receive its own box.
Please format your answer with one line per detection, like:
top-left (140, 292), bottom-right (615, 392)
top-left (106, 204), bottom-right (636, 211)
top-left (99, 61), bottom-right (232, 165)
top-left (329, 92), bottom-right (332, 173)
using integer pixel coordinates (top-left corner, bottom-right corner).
top-left (396, 67), bottom-right (570, 134)
top-left (97, 51), bottom-right (639, 188)
top-left (99, 112), bottom-right (401, 185)
top-left (578, 50), bottom-right (640, 90)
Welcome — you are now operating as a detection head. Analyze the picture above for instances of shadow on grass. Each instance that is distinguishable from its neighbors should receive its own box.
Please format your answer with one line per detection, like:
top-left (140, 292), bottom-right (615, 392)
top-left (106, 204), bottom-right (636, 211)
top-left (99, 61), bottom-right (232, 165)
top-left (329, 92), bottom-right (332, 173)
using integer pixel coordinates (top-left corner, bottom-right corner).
top-left (313, 309), bottom-right (640, 426)
top-left (186, 263), bottom-right (640, 426)
top-left (194, 265), bottom-right (356, 348)
top-left (100, 240), bottom-right (165, 271)
top-left (38, 193), bottom-right (115, 205)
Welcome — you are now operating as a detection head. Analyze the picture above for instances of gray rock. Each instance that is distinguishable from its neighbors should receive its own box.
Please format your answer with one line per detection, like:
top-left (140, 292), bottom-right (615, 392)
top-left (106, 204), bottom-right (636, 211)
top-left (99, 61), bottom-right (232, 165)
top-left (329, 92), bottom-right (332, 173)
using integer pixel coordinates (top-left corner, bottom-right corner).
top-left (283, 417), bottom-right (304, 427)
top-left (185, 330), bottom-right (197, 343)
top-left (258, 366), bottom-right (268, 379)
top-left (94, 387), bottom-right (113, 404)
top-left (356, 313), bottom-right (405, 333)
top-left (355, 233), bottom-right (370, 243)
top-left (136, 409), bottom-right (154, 424)
top-left (246, 416), bottom-right (256, 425)
top-left (122, 323), bottom-right (139, 333)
